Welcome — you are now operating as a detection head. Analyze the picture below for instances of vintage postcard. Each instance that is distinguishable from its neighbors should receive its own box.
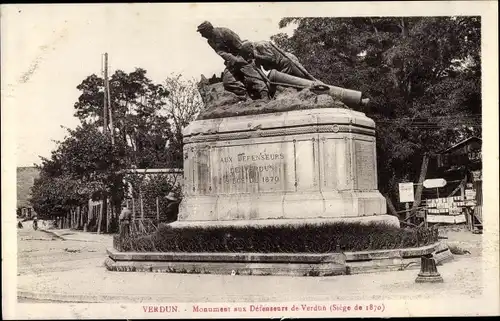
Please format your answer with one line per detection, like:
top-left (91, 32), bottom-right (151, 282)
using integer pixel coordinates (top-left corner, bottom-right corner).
top-left (2, 1), bottom-right (499, 319)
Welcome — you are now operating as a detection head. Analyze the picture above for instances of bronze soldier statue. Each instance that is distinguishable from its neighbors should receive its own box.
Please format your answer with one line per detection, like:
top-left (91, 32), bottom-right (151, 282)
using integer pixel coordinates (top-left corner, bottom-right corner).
top-left (240, 40), bottom-right (316, 81)
top-left (197, 21), bottom-right (269, 100)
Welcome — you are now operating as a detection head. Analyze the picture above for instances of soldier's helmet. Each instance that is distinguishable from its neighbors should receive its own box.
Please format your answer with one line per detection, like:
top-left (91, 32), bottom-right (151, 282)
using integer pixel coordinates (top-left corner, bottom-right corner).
top-left (197, 21), bottom-right (214, 33)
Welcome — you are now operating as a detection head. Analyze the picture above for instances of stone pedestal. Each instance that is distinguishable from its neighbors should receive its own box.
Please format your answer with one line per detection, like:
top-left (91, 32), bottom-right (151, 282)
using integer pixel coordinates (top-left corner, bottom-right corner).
top-left (177, 108), bottom-right (394, 227)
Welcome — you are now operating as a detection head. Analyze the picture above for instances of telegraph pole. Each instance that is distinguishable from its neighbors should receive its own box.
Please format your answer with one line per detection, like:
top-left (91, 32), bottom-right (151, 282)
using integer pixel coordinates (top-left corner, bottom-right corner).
top-left (104, 53), bottom-right (115, 145)
top-left (105, 53), bottom-right (116, 233)
top-left (100, 53), bottom-right (116, 234)
top-left (102, 54), bottom-right (108, 133)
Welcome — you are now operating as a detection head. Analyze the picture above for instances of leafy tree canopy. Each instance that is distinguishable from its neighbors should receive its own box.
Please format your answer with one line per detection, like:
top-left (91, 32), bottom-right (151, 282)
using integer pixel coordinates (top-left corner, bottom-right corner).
top-left (272, 17), bottom-right (481, 199)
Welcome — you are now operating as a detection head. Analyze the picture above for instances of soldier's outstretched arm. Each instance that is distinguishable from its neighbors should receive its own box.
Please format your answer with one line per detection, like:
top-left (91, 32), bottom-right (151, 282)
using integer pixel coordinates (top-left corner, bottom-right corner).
top-left (218, 52), bottom-right (248, 68)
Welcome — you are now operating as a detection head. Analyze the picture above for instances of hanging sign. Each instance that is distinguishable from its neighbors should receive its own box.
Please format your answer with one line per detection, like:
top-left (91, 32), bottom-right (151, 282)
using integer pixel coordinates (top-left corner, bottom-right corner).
top-left (399, 182), bottom-right (415, 203)
top-left (423, 178), bottom-right (447, 189)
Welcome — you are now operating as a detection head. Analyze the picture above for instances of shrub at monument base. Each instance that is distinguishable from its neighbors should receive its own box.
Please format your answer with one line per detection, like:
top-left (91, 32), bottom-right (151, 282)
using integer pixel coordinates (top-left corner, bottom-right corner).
top-left (114, 222), bottom-right (439, 253)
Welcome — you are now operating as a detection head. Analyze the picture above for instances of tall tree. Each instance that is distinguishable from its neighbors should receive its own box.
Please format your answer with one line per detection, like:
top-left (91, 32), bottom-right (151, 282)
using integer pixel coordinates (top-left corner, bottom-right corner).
top-left (74, 68), bottom-right (172, 168)
top-left (162, 74), bottom-right (204, 168)
top-left (31, 123), bottom-right (129, 231)
top-left (272, 17), bottom-right (481, 204)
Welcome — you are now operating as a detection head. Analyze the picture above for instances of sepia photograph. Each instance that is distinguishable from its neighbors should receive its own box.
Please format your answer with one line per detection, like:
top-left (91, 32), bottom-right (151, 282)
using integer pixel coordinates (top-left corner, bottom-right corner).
top-left (1, 2), bottom-right (498, 319)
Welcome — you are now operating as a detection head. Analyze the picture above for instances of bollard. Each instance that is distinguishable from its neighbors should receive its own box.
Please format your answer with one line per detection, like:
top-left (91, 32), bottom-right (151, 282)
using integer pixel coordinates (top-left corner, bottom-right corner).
top-left (415, 254), bottom-right (444, 283)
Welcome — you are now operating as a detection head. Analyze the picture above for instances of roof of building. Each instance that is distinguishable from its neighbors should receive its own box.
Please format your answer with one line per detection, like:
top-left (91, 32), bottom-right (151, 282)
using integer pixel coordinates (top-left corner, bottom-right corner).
top-left (439, 136), bottom-right (482, 154)
top-left (122, 168), bottom-right (183, 174)
top-left (17, 166), bottom-right (40, 208)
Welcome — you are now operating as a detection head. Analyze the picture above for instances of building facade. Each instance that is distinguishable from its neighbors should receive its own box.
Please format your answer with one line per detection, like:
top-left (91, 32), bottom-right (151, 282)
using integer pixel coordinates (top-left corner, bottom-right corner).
top-left (17, 166), bottom-right (40, 218)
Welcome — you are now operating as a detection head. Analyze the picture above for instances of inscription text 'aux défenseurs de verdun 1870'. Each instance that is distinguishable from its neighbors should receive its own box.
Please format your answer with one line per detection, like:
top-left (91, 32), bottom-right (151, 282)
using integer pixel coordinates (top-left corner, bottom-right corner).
top-left (220, 151), bottom-right (285, 185)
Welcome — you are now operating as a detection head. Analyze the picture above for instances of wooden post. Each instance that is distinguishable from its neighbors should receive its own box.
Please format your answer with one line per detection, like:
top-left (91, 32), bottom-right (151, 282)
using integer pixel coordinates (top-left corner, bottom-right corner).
top-left (102, 197), bottom-right (108, 233)
top-left (410, 154), bottom-right (430, 217)
top-left (132, 197), bottom-right (136, 219)
top-left (468, 207), bottom-right (473, 231)
top-left (460, 176), bottom-right (466, 200)
top-left (140, 195), bottom-right (144, 219)
top-left (97, 201), bottom-right (103, 234)
top-left (424, 206), bottom-right (428, 228)
top-left (405, 202), bottom-right (410, 221)
top-left (156, 197), bottom-right (160, 223)
top-left (87, 199), bottom-right (92, 224)
top-left (102, 54), bottom-right (108, 132)
top-left (106, 198), bottom-right (110, 233)
top-left (104, 53), bottom-right (115, 146)
top-left (78, 206), bottom-right (82, 229)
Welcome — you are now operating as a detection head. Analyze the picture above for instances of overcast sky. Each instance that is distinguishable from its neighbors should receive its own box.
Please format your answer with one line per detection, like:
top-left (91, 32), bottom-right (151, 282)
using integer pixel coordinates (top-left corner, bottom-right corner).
top-left (2, 4), bottom-right (296, 167)
top-left (1, 2), bottom-right (496, 168)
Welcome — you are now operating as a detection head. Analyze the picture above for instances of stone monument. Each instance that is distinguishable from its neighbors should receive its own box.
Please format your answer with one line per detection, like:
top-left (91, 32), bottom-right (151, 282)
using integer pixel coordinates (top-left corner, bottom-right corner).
top-left (176, 107), bottom-right (394, 227)
top-left (172, 22), bottom-right (398, 228)
top-left (103, 23), bottom-right (447, 276)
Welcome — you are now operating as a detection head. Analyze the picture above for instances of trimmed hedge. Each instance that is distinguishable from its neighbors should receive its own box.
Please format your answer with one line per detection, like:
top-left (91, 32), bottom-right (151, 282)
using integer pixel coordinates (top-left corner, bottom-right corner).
top-left (114, 222), bottom-right (439, 253)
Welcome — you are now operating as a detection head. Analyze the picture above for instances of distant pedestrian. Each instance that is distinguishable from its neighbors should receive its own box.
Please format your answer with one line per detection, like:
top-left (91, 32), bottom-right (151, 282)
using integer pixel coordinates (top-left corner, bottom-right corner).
top-left (119, 203), bottom-right (132, 239)
top-left (164, 192), bottom-right (181, 223)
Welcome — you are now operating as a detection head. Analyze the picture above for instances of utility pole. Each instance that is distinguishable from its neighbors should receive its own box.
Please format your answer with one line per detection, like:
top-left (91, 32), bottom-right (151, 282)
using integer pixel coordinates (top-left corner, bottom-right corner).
top-left (103, 53), bottom-right (116, 233)
top-left (102, 54), bottom-right (108, 133)
top-left (104, 53), bottom-right (115, 145)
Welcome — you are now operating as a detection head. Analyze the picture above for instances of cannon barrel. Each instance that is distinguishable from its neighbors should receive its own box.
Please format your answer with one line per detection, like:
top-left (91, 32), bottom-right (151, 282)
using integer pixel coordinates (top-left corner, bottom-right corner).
top-left (268, 69), bottom-right (369, 109)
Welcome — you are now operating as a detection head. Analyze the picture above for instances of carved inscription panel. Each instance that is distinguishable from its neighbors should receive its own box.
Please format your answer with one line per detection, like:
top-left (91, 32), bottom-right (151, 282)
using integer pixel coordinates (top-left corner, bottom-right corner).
top-left (354, 140), bottom-right (377, 190)
top-left (208, 142), bottom-right (296, 194)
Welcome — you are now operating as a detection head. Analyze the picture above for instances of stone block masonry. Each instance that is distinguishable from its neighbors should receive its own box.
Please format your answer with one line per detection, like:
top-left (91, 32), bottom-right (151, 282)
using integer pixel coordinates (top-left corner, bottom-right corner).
top-left (179, 108), bottom-right (388, 224)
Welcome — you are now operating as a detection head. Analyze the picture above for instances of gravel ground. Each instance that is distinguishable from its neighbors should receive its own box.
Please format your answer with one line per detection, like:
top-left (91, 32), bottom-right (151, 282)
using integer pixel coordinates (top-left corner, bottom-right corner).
top-left (17, 227), bottom-right (112, 276)
top-left (16, 224), bottom-right (486, 304)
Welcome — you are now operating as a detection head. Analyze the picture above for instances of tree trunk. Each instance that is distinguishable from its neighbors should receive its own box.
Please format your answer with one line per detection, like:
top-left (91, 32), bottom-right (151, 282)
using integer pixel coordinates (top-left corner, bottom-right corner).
top-left (106, 198), bottom-right (110, 233)
top-left (102, 197), bottom-right (108, 233)
top-left (410, 154), bottom-right (430, 217)
top-left (140, 194), bottom-right (144, 219)
top-left (76, 207), bottom-right (81, 229)
top-left (156, 197), bottom-right (160, 224)
top-left (83, 205), bottom-right (87, 226)
top-left (97, 200), bottom-right (104, 234)
top-left (385, 195), bottom-right (399, 217)
top-left (400, 18), bottom-right (409, 38)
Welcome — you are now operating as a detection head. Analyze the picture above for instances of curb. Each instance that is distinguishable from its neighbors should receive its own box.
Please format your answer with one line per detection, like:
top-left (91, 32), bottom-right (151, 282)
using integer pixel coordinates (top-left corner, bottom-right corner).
top-left (105, 256), bottom-right (347, 277)
top-left (39, 229), bottom-right (111, 243)
top-left (17, 289), bottom-right (349, 303)
top-left (17, 290), bottom-right (164, 303)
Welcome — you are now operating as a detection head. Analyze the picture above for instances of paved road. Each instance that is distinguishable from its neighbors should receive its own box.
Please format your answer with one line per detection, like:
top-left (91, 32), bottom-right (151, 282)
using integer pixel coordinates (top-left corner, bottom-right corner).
top-left (16, 225), bottom-right (487, 305)
top-left (17, 226), bottom-right (111, 276)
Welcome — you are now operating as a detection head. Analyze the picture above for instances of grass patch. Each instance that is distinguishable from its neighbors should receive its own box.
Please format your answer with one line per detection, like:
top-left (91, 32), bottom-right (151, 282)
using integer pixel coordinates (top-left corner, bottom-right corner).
top-left (114, 222), bottom-right (439, 253)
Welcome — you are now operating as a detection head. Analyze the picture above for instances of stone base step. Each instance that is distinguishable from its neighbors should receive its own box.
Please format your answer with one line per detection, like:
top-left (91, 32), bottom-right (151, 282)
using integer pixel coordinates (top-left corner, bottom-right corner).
top-left (105, 242), bottom-right (453, 276)
top-left (104, 257), bottom-right (347, 277)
